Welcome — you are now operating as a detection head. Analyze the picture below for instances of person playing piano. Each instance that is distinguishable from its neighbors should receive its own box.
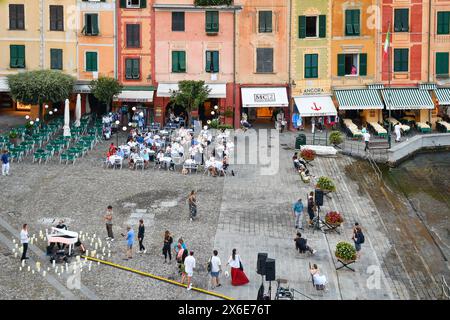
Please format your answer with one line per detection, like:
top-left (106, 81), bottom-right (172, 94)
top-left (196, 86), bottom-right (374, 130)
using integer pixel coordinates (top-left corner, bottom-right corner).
top-left (55, 220), bottom-right (67, 250)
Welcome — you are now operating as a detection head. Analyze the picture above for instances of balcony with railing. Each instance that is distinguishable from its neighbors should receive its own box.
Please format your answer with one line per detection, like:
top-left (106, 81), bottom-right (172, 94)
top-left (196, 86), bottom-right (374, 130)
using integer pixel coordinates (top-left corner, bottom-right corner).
top-left (194, 0), bottom-right (233, 6)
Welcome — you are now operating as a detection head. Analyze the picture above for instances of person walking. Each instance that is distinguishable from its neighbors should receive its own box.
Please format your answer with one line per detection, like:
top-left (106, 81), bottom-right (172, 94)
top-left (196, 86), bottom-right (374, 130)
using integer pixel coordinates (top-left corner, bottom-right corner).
top-left (363, 131), bottom-right (371, 152)
top-left (352, 223), bottom-right (365, 259)
top-left (122, 226), bottom-right (134, 260)
top-left (307, 192), bottom-right (315, 226)
top-left (183, 251), bottom-right (196, 291)
top-left (138, 219), bottom-right (146, 254)
top-left (20, 224), bottom-right (29, 261)
top-left (209, 250), bottom-right (222, 289)
top-left (162, 230), bottom-right (173, 263)
top-left (2, 149), bottom-right (10, 176)
top-left (104, 205), bottom-right (114, 241)
top-left (188, 190), bottom-right (197, 222)
top-left (394, 123), bottom-right (401, 143)
top-left (292, 198), bottom-right (304, 230)
top-left (226, 249), bottom-right (249, 286)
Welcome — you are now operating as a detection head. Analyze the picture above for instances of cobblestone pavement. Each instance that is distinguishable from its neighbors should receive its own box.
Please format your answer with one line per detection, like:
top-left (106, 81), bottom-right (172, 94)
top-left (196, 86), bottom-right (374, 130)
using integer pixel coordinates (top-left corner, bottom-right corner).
top-left (0, 128), bottom-right (448, 300)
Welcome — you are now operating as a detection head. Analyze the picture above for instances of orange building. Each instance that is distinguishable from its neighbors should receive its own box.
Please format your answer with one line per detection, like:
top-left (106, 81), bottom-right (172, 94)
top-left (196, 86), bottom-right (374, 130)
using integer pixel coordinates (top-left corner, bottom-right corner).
top-left (115, 0), bottom-right (155, 124)
top-left (76, 0), bottom-right (116, 114)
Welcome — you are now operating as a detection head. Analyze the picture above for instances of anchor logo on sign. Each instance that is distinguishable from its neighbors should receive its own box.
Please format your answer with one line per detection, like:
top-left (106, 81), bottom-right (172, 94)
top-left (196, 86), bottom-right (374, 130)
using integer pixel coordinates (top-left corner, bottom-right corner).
top-left (311, 103), bottom-right (322, 111)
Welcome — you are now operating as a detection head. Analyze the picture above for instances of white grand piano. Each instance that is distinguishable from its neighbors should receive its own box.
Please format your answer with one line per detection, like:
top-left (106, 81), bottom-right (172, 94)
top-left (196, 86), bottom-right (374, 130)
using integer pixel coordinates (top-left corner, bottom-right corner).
top-left (46, 227), bottom-right (79, 255)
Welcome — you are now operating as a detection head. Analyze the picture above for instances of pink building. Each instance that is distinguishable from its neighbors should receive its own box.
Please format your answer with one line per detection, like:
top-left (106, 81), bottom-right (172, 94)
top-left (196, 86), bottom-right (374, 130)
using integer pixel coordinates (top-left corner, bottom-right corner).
top-left (153, 0), bottom-right (241, 126)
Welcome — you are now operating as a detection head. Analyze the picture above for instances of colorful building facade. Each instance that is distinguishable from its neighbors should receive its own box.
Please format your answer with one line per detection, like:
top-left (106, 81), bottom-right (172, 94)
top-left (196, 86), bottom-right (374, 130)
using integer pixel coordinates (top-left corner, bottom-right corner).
top-left (153, 0), bottom-right (239, 126)
top-left (235, 0), bottom-right (289, 127)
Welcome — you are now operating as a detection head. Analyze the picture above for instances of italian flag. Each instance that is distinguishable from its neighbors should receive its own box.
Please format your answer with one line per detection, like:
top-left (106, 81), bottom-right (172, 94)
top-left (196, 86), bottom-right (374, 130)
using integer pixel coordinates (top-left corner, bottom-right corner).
top-left (383, 22), bottom-right (391, 59)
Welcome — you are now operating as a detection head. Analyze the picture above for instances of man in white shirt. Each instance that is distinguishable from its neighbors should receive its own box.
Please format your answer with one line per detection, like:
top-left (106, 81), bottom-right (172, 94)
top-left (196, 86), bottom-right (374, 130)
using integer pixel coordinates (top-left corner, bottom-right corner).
top-left (184, 251), bottom-right (196, 290)
top-left (394, 123), bottom-right (401, 142)
top-left (210, 250), bottom-right (222, 289)
top-left (363, 131), bottom-right (370, 152)
top-left (20, 224), bottom-right (29, 261)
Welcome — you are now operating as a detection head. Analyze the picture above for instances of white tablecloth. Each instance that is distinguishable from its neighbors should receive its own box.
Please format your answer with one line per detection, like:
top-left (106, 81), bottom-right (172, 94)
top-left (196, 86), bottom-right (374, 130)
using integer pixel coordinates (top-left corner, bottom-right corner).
top-left (108, 155), bottom-right (123, 165)
top-left (206, 160), bottom-right (223, 170)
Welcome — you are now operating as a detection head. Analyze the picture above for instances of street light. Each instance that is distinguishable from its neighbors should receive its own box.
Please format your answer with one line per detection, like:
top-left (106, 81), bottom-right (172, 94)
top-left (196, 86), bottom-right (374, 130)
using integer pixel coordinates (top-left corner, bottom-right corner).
top-left (49, 111), bottom-right (53, 115)
top-left (54, 108), bottom-right (58, 113)
top-left (115, 120), bottom-right (120, 146)
top-left (214, 105), bottom-right (219, 110)
top-left (25, 115), bottom-right (30, 120)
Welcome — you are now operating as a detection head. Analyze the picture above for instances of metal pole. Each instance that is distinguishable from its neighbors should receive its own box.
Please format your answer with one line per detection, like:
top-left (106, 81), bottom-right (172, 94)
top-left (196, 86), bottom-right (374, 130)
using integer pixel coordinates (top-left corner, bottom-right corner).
top-left (387, 22), bottom-right (392, 149)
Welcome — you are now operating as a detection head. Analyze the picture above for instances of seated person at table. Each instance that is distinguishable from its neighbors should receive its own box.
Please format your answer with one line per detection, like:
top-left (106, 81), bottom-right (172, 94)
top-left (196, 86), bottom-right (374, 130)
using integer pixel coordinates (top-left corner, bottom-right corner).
top-left (166, 144), bottom-right (172, 155)
top-left (156, 150), bottom-right (164, 167)
top-left (108, 143), bottom-right (117, 155)
top-left (128, 149), bottom-right (138, 168)
top-left (137, 134), bottom-right (144, 144)
top-left (116, 147), bottom-right (124, 158)
top-left (294, 232), bottom-right (316, 254)
top-left (141, 149), bottom-right (150, 168)
top-left (309, 264), bottom-right (327, 288)
top-left (223, 155), bottom-right (229, 171)
top-left (151, 143), bottom-right (158, 152)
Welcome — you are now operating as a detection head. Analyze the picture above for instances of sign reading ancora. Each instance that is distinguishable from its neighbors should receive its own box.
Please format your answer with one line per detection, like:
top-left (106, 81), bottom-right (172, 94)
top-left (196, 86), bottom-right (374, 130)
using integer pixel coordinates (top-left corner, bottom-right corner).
top-left (254, 93), bottom-right (276, 102)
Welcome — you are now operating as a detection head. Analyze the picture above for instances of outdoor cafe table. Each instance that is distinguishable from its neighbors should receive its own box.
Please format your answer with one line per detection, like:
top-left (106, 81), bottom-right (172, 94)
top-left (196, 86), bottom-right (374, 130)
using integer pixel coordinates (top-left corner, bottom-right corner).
top-left (108, 155), bottom-right (123, 165)
top-left (205, 160), bottom-right (223, 170)
top-left (183, 159), bottom-right (198, 173)
top-left (160, 156), bottom-right (172, 169)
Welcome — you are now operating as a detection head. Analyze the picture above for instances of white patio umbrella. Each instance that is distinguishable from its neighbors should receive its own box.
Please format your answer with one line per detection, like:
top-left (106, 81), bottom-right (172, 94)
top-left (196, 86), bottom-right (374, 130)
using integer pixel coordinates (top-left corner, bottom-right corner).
top-left (63, 99), bottom-right (71, 137)
top-left (74, 94), bottom-right (81, 127)
top-left (85, 95), bottom-right (91, 114)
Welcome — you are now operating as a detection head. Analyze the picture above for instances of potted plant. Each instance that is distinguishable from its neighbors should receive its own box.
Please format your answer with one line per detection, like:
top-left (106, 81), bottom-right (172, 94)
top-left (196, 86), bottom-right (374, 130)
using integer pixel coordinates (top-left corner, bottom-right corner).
top-left (300, 148), bottom-right (316, 161)
top-left (325, 211), bottom-right (343, 226)
top-left (316, 176), bottom-right (336, 192)
top-left (223, 107), bottom-right (234, 126)
top-left (9, 130), bottom-right (19, 146)
top-left (329, 131), bottom-right (343, 147)
top-left (335, 242), bottom-right (357, 262)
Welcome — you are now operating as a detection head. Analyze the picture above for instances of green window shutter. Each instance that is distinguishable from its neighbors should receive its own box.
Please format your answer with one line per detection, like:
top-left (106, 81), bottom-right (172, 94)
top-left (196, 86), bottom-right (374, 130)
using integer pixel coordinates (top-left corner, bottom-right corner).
top-left (437, 12), bottom-right (450, 35)
top-left (172, 51), bottom-right (179, 72)
top-left (86, 52), bottom-right (97, 72)
top-left (50, 49), bottom-right (62, 70)
top-left (132, 59), bottom-right (140, 79)
top-left (305, 54), bottom-right (318, 78)
top-left (140, 0), bottom-right (147, 8)
top-left (206, 11), bottom-right (219, 33)
top-left (92, 14), bottom-right (99, 35)
top-left (259, 11), bottom-right (272, 33)
top-left (345, 10), bottom-right (352, 35)
top-left (212, 51), bottom-right (219, 73)
top-left (265, 12), bottom-right (272, 32)
top-left (125, 59), bottom-right (132, 78)
top-left (304, 54), bottom-right (311, 78)
top-left (179, 51), bottom-right (186, 72)
top-left (213, 12), bottom-right (219, 32)
top-left (394, 9), bottom-right (401, 32)
top-left (17, 45), bottom-right (25, 68)
top-left (359, 53), bottom-right (367, 76)
top-left (353, 10), bottom-right (360, 35)
top-left (394, 9), bottom-right (409, 32)
top-left (394, 49), bottom-right (400, 71)
top-left (319, 15), bottom-right (326, 38)
top-left (299, 16), bottom-right (306, 38)
top-left (85, 14), bottom-right (91, 34)
top-left (436, 52), bottom-right (449, 77)
top-left (10, 45), bottom-right (17, 68)
top-left (402, 49), bottom-right (408, 71)
top-left (120, 0), bottom-right (127, 8)
top-left (205, 51), bottom-right (212, 72)
top-left (338, 54), bottom-right (345, 76)
top-left (312, 54), bottom-right (318, 78)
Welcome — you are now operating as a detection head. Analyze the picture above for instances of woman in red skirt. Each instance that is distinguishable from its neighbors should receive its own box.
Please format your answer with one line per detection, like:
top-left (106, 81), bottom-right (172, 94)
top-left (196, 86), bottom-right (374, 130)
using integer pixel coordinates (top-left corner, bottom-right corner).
top-left (227, 248), bottom-right (249, 286)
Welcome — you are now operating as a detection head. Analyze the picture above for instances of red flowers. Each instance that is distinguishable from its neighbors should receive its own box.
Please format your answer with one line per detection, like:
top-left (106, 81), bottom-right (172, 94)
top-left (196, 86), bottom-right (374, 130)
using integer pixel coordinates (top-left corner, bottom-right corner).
top-left (325, 211), bottom-right (343, 225)
top-left (300, 149), bottom-right (316, 161)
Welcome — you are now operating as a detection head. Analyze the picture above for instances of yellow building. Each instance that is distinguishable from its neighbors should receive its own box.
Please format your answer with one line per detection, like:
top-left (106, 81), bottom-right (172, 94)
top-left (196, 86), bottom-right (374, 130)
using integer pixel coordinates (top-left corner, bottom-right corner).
top-left (0, 0), bottom-right (78, 116)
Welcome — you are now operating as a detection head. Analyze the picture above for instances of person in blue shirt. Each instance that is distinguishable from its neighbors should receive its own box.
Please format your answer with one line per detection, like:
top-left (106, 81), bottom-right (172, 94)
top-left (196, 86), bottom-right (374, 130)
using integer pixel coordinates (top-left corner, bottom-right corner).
top-left (122, 226), bottom-right (134, 260)
top-left (2, 150), bottom-right (10, 176)
top-left (292, 199), bottom-right (304, 230)
top-left (116, 148), bottom-right (124, 158)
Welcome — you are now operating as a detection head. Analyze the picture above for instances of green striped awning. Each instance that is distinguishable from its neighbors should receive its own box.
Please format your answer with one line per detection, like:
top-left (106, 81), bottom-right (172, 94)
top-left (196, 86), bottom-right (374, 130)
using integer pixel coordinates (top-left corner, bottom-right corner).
top-left (434, 88), bottom-right (450, 105)
top-left (334, 89), bottom-right (384, 110)
top-left (367, 84), bottom-right (385, 90)
top-left (419, 83), bottom-right (437, 90)
top-left (381, 89), bottom-right (434, 110)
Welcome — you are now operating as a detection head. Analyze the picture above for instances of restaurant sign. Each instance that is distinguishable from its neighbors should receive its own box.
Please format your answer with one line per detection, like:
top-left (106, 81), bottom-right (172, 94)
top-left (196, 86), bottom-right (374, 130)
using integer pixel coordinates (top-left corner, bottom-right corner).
top-left (254, 93), bottom-right (276, 103)
top-left (301, 88), bottom-right (328, 95)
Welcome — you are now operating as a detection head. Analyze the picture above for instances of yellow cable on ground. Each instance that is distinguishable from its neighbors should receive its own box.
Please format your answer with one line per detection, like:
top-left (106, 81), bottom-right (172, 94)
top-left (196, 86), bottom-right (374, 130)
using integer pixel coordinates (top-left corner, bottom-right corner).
top-left (82, 256), bottom-right (235, 300)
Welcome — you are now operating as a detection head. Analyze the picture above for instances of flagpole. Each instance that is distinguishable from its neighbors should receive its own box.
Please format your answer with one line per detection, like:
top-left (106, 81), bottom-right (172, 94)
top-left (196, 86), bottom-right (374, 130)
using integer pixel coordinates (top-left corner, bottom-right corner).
top-left (387, 21), bottom-right (392, 149)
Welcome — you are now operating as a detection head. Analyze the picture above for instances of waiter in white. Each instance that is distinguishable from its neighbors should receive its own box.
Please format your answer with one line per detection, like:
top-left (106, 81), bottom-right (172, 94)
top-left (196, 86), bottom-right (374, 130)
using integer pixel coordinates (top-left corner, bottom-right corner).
top-left (20, 224), bottom-right (30, 261)
top-left (394, 123), bottom-right (401, 142)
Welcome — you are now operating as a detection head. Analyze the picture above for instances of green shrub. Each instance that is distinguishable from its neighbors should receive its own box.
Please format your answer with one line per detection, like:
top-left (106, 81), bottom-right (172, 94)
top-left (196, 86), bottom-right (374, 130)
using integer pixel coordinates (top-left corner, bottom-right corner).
top-left (9, 130), bottom-right (18, 139)
top-left (316, 176), bottom-right (336, 192)
top-left (329, 130), bottom-right (343, 145)
top-left (335, 242), bottom-right (356, 261)
top-left (209, 119), bottom-right (220, 129)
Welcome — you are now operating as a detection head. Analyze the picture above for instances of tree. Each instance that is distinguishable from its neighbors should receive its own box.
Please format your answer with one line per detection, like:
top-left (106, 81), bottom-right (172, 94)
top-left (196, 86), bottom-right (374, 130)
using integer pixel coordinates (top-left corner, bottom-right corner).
top-left (8, 70), bottom-right (75, 121)
top-left (170, 80), bottom-right (211, 125)
top-left (89, 77), bottom-right (122, 113)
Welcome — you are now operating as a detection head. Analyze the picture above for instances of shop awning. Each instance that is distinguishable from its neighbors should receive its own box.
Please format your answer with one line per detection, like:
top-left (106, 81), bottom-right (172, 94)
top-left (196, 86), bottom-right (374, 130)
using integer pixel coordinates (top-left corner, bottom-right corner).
top-left (73, 84), bottom-right (91, 93)
top-left (381, 89), bottom-right (434, 110)
top-left (434, 88), bottom-right (450, 106)
top-left (156, 83), bottom-right (226, 98)
top-left (114, 86), bottom-right (155, 102)
top-left (293, 95), bottom-right (337, 117)
top-left (241, 87), bottom-right (288, 108)
top-left (419, 83), bottom-right (437, 90)
top-left (334, 89), bottom-right (384, 110)
top-left (0, 77), bottom-right (9, 92)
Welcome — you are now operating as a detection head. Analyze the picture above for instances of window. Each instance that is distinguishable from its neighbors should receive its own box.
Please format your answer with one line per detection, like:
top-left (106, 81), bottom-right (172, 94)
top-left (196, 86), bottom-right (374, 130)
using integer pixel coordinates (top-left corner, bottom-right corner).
top-left (304, 54), bottom-right (318, 78)
top-left (85, 52), bottom-right (98, 72)
top-left (206, 11), bottom-right (219, 33)
top-left (437, 12), bottom-right (450, 35)
top-left (299, 15), bottom-right (326, 38)
top-left (120, 0), bottom-right (146, 8)
top-left (126, 24), bottom-right (140, 48)
top-left (345, 9), bottom-right (360, 36)
top-left (50, 6), bottom-right (64, 31)
top-left (205, 51), bottom-right (219, 73)
top-left (172, 12), bottom-right (185, 32)
top-left (337, 53), bottom-right (367, 76)
top-left (172, 51), bottom-right (186, 73)
top-left (125, 58), bottom-right (140, 79)
top-left (256, 48), bottom-right (273, 73)
top-left (10, 45), bottom-right (25, 68)
top-left (436, 52), bottom-right (449, 78)
top-left (394, 49), bottom-right (409, 72)
top-left (50, 49), bottom-right (63, 70)
top-left (127, 0), bottom-right (140, 8)
top-left (394, 9), bottom-right (409, 32)
top-left (9, 4), bottom-right (24, 30)
top-left (305, 17), bottom-right (318, 37)
top-left (259, 11), bottom-right (272, 33)
top-left (84, 14), bottom-right (99, 36)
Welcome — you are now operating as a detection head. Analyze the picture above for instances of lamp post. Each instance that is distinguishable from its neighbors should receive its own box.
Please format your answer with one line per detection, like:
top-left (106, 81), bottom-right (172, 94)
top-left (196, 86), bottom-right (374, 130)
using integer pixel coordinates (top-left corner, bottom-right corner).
top-left (115, 120), bottom-right (120, 146)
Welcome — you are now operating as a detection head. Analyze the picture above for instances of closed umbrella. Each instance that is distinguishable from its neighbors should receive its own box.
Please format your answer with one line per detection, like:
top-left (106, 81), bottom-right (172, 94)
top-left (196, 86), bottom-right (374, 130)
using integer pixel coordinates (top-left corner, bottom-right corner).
top-left (74, 94), bottom-right (81, 127)
top-left (85, 95), bottom-right (91, 114)
top-left (63, 99), bottom-right (71, 137)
